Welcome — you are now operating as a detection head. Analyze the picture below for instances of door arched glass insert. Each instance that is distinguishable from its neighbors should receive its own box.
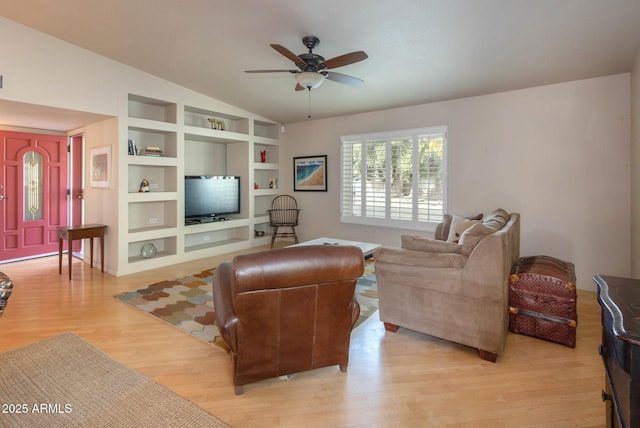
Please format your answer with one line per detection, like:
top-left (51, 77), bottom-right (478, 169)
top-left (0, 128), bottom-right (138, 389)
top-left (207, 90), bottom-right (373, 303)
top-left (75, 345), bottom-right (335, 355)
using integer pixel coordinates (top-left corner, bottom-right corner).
top-left (24, 151), bottom-right (43, 221)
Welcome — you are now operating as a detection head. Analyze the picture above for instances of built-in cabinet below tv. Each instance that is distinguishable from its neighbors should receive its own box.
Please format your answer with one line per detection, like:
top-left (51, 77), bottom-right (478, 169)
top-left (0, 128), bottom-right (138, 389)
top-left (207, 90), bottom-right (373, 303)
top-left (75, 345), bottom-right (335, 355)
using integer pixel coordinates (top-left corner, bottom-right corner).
top-left (120, 93), bottom-right (280, 275)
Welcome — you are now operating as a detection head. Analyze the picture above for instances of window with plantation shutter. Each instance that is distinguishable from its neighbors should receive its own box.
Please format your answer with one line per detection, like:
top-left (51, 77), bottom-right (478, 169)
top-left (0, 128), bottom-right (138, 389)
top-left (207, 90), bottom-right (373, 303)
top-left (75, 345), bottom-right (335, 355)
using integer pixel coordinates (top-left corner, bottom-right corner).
top-left (340, 126), bottom-right (447, 230)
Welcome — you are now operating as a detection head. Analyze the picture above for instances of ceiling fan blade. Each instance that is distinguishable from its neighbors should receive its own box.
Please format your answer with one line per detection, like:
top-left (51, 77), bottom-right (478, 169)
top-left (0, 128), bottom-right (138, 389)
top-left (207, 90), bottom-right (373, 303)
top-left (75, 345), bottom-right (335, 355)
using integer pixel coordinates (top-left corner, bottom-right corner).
top-left (245, 69), bottom-right (298, 73)
top-left (325, 72), bottom-right (364, 86)
top-left (271, 44), bottom-right (307, 68)
top-left (295, 83), bottom-right (306, 91)
top-left (322, 51), bottom-right (368, 69)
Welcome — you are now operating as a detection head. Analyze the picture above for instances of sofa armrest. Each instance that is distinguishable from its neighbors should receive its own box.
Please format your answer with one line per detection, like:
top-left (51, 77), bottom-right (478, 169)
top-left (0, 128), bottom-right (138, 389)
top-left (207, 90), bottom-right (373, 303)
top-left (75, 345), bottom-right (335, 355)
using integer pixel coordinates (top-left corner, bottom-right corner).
top-left (401, 235), bottom-right (462, 253)
top-left (374, 247), bottom-right (467, 268)
top-left (212, 261), bottom-right (239, 352)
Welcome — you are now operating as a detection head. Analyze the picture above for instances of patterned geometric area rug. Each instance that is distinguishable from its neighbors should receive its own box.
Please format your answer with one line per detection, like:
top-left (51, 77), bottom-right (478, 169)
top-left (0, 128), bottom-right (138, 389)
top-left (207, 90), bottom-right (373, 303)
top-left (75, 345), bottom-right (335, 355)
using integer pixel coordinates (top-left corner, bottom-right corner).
top-left (115, 260), bottom-right (378, 350)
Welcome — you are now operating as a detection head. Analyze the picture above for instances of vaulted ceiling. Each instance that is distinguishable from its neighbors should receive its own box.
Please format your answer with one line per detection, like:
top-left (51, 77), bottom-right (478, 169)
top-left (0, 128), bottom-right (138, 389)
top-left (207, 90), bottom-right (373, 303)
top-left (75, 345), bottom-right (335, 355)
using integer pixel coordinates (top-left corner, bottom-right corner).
top-left (1, 0), bottom-right (640, 126)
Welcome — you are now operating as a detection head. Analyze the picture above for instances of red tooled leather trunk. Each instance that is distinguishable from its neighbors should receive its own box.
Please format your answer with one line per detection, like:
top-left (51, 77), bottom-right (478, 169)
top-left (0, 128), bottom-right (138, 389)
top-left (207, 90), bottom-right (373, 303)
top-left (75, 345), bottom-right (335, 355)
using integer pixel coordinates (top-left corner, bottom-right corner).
top-left (509, 255), bottom-right (577, 348)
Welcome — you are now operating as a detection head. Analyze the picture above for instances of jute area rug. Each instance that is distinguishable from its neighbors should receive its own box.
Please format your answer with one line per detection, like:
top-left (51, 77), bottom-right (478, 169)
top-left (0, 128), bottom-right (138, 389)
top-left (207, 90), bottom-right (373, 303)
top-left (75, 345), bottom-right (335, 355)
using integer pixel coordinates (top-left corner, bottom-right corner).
top-left (0, 332), bottom-right (229, 428)
top-left (115, 259), bottom-right (378, 351)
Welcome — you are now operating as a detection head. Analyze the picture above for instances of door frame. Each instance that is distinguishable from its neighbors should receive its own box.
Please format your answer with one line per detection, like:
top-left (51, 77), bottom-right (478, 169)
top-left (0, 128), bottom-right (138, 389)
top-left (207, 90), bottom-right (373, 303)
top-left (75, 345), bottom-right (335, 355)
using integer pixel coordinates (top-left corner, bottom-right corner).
top-left (69, 133), bottom-right (85, 254)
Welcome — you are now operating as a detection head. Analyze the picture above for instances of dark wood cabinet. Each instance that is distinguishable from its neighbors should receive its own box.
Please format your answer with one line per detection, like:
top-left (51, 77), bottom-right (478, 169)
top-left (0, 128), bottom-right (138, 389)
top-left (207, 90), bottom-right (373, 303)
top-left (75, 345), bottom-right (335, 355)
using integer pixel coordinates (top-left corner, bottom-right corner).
top-left (594, 275), bottom-right (640, 428)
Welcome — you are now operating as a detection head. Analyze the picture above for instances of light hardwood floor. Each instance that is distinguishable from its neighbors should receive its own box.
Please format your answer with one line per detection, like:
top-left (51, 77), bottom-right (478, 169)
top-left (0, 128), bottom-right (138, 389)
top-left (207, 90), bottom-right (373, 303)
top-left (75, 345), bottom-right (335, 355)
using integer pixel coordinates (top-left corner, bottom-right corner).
top-left (0, 248), bottom-right (605, 427)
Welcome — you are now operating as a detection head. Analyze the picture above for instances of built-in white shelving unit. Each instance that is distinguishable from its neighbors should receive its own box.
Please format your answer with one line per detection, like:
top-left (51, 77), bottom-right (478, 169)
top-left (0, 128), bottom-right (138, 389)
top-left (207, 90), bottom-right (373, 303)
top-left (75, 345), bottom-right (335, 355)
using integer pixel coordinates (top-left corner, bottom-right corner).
top-left (118, 93), bottom-right (280, 275)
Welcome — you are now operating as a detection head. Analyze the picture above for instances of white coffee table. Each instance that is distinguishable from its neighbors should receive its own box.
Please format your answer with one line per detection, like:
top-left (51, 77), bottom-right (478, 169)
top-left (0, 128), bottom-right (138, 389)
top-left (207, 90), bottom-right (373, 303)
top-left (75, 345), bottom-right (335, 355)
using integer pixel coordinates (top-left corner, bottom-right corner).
top-left (291, 237), bottom-right (380, 258)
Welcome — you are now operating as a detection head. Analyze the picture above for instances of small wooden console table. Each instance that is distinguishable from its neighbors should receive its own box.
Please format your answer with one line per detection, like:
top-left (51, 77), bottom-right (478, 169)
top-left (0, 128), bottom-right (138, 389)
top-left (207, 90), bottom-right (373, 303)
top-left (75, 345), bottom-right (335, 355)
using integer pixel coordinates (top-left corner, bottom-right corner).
top-left (58, 224), bottom-right (107, 280)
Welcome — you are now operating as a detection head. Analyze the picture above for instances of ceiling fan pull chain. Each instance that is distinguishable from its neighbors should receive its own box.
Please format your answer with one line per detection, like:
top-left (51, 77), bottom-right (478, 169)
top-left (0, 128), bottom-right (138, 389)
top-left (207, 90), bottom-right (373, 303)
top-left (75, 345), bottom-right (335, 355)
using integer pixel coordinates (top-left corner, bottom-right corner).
top-left (308, 89), bottom-right (312, 118)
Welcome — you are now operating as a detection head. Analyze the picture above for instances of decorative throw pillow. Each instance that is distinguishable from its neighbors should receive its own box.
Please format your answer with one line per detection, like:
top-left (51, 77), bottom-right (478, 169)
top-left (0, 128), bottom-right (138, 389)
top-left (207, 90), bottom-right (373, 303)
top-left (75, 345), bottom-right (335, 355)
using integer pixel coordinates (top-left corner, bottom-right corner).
top-left (447, 215), bottom-right (481, 243)
top-left (440, 213), bottom-right (483, 241)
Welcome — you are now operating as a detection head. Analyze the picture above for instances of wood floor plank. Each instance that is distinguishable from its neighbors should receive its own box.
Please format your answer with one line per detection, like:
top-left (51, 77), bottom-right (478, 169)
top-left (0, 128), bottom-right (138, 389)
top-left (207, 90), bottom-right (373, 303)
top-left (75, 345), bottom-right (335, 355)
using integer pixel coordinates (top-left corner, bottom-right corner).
top-left (0, 249), bottom-right (605, 427)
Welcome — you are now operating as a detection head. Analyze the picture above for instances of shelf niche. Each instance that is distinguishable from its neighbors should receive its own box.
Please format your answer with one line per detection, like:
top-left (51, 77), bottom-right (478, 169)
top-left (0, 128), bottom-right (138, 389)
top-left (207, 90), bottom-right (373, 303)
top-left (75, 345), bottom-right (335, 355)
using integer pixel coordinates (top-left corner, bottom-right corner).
top-left (128, 164), bottom-right (177, 193)
top-left (184, 137), bottom-right (227, 176)
top-left (184, 106), bottom-right (249, 135)
top-left (184, 226), bottom-right (250, 253)
top-left (128, 237), bottom-right (177, 263)
top-left (128, 127), bottom-right (177, 158)
top-left (128, 200), bottom-right (177, 233)
top-left (254, 194), bottom-right (275, 219)
top-left (128, 94), bottom-right (177, 124)
top-left (254, 143), bottom-right (279, 164)
top-left (255, 120), bottom-right (279, 139)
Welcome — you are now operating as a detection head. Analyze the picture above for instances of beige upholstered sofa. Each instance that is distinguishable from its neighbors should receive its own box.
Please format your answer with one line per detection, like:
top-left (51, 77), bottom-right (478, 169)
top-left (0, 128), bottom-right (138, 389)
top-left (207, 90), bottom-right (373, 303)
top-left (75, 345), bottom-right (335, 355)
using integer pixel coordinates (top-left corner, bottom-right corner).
top-left (374, 209), bottom-right (520, 362)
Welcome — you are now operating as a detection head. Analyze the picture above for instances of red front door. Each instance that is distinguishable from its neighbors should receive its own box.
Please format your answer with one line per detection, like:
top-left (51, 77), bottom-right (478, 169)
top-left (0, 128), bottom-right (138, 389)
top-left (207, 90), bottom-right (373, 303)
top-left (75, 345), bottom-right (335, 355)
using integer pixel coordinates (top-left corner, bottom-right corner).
top-left (0, 131), bottom-right (68, 261)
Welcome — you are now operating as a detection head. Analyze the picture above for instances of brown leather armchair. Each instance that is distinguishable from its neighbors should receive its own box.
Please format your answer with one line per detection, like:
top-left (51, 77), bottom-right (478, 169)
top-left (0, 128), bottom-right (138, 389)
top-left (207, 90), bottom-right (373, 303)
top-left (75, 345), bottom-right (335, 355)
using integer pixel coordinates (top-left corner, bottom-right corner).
top-left (213, 245), bottom-right (364, 394)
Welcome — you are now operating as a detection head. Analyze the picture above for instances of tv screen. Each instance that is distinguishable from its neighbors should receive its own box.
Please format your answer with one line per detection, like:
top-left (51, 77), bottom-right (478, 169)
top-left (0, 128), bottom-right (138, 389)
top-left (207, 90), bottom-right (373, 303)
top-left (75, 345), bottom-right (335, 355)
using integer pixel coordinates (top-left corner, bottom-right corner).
top-left (184, 176), bottom-right (241, 219)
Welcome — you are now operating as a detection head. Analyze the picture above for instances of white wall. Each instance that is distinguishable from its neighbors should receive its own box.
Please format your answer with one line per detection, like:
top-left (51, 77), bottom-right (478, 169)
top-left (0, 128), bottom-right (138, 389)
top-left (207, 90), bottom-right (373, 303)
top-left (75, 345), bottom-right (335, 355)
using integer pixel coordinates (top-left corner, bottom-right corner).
top-left (281, 75), bottom-right (631, 291)
top-left (82, 118), bottom-right (119, 270)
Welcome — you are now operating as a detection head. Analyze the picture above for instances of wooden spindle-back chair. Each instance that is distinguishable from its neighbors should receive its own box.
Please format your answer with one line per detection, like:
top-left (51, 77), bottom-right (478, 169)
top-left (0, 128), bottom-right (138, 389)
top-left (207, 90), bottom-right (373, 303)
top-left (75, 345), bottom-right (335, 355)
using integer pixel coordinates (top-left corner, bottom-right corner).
top-left (268, 195), bottom-right (300, 248)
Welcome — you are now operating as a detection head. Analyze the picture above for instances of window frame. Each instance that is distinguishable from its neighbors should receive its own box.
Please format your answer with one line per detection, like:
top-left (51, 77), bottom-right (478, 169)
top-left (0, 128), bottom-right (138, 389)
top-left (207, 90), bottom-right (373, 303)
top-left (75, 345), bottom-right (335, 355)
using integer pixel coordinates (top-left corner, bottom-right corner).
top-left (340, 125), bottom-right (448, 231)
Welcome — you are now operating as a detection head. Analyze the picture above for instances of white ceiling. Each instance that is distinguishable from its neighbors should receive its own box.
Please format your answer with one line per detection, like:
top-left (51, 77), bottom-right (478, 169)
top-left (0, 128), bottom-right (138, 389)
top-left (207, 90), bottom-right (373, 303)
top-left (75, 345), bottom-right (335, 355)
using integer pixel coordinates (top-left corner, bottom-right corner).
top-left (1, 0), bottom-right (640, 127)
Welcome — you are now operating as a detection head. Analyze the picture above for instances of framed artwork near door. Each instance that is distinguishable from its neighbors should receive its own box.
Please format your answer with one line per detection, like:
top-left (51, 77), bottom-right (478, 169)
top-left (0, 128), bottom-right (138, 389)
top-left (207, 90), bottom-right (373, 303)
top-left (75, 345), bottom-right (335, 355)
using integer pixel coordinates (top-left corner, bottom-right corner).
top-left (90, 146), bottom-right (111, 188)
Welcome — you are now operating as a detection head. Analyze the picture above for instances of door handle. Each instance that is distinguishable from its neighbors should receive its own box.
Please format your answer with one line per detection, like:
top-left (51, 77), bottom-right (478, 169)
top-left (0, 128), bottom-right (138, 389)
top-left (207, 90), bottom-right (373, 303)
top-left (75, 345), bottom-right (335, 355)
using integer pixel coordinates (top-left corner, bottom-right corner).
top-left (0, 195), bottom-right (7, 200)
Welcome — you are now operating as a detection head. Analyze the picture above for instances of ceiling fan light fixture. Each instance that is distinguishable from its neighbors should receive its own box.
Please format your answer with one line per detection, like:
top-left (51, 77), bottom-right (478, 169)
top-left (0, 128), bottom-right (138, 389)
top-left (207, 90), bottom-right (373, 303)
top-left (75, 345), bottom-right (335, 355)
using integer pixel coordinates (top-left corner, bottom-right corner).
top-left (295, 72), bottom-right (325, 89)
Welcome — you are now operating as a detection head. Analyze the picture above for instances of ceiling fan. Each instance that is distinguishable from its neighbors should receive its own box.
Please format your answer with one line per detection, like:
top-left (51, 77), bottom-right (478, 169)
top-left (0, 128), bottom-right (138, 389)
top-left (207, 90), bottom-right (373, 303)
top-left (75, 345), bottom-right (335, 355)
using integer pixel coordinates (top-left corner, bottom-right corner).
top-left (245, 36), bottom-right (368, 91)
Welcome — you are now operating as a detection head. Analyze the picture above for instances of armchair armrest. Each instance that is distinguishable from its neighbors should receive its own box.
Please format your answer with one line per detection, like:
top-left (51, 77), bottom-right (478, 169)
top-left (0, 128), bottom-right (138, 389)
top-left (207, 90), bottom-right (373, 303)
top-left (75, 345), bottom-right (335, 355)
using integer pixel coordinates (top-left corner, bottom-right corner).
top-left (374, 247), bottom-right (467, 268)
top-left (212, 261), bottom-right (239, 352)
top-left (401, 235), bottom-right (462, 253)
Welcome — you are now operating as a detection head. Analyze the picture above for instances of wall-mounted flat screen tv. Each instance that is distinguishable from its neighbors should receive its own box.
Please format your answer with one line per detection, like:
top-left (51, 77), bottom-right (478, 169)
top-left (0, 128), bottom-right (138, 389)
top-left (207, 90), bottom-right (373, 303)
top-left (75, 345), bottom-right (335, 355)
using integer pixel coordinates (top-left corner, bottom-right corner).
top-left (184, 175), bottom-right (240, 219)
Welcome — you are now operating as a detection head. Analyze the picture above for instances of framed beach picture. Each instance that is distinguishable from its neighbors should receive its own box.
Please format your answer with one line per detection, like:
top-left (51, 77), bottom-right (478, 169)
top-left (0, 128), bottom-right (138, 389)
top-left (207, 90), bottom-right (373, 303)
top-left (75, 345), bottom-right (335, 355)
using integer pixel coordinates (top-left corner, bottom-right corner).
top-left (89, 146), bottom-right (111, 188)
top-left (293, 155), bottom-right (327, 191)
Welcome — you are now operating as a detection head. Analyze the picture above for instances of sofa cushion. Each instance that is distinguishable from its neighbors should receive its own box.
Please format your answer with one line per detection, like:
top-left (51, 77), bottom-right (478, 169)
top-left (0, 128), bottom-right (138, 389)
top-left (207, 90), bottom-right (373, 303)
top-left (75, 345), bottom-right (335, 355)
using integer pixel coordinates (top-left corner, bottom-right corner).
top-left (440, 212), bottom-right (483, 241)
top-left (458, 223), bottom-right (495, 256)
top-left (447, 215), bottom-right (482, 242)
top-left (401, 235), bottom-right (461, 253)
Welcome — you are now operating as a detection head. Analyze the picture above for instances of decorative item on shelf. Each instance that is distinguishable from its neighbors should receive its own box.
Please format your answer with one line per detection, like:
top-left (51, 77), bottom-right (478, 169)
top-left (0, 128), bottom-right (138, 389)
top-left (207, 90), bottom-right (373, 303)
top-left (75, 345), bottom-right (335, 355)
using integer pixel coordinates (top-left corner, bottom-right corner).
top-left (260, 150), bottom-right (266, 163)
top-left (140, 146), bottom-right (164, 157)
top-left (269, 177), bottom-right (278, 189)
top-left (254, 183), bottom-right (259, 189)
top-left (255, 229), bottom-right (265, 237)
top-left (207, 118), bottom-right (225, 130)
top-left (127, 139), bottom-right (137, 156)
top-left (140, 243), bottom-right (157, 259)
top-left (139, 179), bottom-right (150, 192)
